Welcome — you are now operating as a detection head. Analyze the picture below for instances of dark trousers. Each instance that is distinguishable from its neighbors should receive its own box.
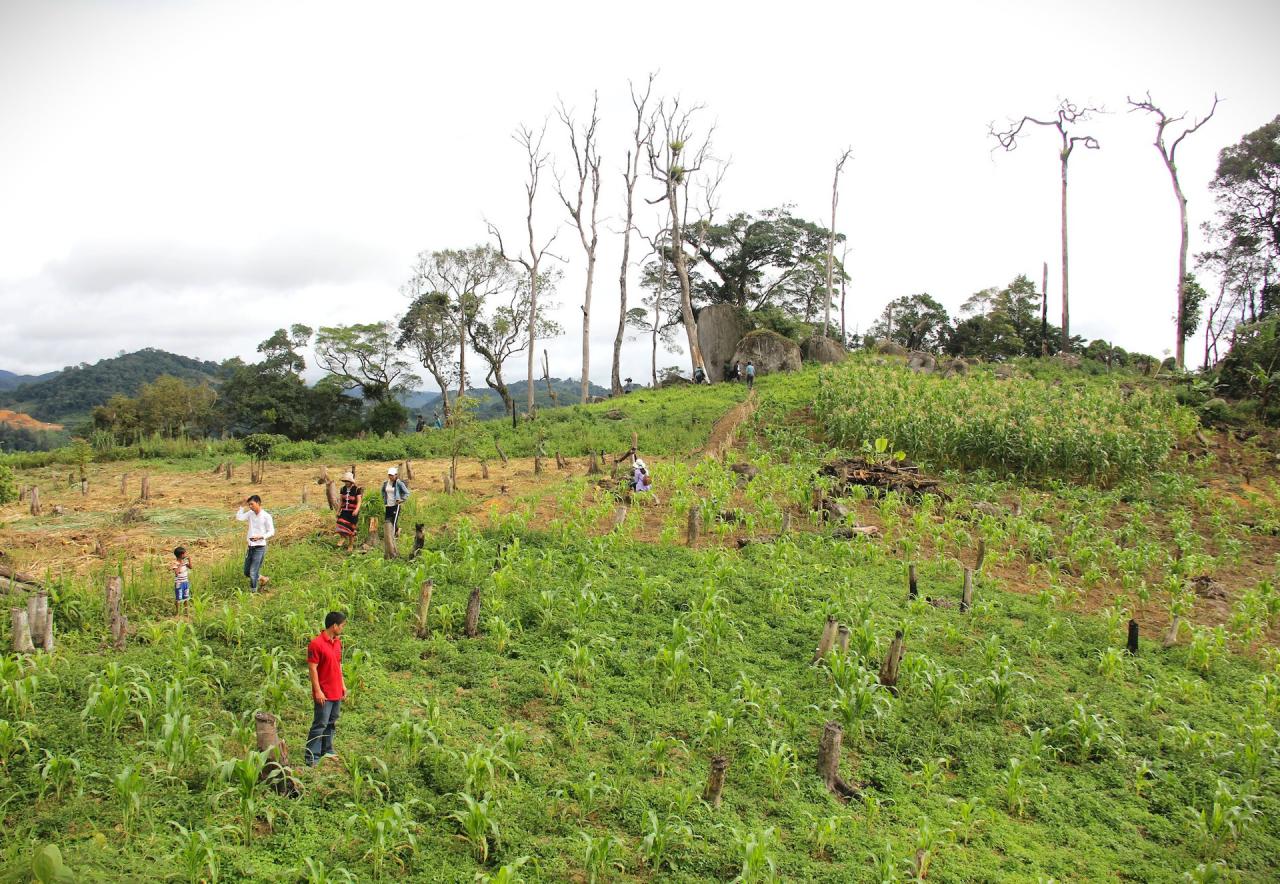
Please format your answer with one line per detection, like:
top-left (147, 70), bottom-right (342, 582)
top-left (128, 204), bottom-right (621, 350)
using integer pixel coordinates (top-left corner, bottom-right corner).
top-left (306, 699), bottom-right (341, 764)
top-left (243, 545), bottom-right (266, 590)
top-left (385, 504), bottom-right (401, 536)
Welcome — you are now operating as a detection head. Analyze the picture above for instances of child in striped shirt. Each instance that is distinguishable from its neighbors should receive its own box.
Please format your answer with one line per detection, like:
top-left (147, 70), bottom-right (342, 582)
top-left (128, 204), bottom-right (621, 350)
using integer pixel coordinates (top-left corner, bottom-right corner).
top-left (169, 546), bottom-right (193, 617)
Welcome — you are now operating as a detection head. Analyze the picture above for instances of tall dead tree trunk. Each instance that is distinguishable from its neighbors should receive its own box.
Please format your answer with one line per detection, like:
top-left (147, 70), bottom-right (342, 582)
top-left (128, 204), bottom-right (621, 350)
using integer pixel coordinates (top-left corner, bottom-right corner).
top-left (557, 93), bottom-right (602, 404)
top-left (1040, 260), bottom-right (1049, 356)
top-left (1128, 92), bottom-right (1220, 370)
top-left (990, 101), bottom-right (1101, 354)
top-left (824, 149), bottom-right (852, 338)
top-left (489, 122), bottom-right (559, 419)
top-left (613, 75), bottom-right (656, 397)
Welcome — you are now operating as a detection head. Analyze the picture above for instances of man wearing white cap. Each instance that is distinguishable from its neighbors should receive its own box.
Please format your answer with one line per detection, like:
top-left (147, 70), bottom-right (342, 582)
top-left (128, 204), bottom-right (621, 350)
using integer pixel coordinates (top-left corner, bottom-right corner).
top-left (380, 467), bottom-right (410, 537)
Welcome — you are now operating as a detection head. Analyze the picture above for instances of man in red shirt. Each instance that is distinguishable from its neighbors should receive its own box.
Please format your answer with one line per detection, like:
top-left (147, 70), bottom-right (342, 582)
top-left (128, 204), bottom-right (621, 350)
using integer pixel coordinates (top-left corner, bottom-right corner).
top-left (305, 611), bottom-right (347, 765)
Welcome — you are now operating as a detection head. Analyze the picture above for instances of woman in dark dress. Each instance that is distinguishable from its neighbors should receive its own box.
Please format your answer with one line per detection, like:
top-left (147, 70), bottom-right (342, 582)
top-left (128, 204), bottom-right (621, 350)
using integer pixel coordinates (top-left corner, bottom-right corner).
top-left (336, 471), bottom-right (362, 551)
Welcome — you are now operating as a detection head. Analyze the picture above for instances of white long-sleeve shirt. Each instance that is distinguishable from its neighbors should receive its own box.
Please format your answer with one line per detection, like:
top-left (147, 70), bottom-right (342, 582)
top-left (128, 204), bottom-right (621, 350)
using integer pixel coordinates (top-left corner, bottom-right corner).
top-left (235, 507), bottom-right (276, 547)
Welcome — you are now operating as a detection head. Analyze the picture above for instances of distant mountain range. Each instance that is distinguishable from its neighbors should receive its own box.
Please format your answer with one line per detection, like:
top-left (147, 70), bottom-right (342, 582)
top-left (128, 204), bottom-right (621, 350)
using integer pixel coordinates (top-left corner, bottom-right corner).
top-left (0, 349), bottom-right (617, 427)
top-left (404, 378), bottom-right (613, 420)
top-left (0, 349), bottom-right (221, 423)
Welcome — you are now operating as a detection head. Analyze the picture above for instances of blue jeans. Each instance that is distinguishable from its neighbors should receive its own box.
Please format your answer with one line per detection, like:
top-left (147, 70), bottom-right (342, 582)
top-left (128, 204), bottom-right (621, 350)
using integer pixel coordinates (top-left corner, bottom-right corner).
top-left (243, 545), bottom-right (266, 590)
top-left (306, 700), bottom-right (341, 764)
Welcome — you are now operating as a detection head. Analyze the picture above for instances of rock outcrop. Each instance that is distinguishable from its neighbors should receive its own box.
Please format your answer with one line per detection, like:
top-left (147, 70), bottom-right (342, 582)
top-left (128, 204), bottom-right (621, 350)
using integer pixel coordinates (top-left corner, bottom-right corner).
top-left (874, 339), bottom-right (908, 357)
top-left (730, 330), bottom-right (802, 375)
top-left (695, 304), bottom-right (749, 383)
top-left (801, 335), bottom-right (848, 365)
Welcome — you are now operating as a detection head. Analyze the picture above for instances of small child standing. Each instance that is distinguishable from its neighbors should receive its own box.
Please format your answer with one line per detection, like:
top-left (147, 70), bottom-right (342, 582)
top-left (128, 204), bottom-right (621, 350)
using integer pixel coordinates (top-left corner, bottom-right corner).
top-left (169, 546), bottom-right (193, 617)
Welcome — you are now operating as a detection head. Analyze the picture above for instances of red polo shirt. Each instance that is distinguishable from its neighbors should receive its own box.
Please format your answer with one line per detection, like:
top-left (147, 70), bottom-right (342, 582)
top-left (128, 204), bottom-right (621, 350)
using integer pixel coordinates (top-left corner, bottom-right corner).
top-left (306, 632), bottom-right (346, 701)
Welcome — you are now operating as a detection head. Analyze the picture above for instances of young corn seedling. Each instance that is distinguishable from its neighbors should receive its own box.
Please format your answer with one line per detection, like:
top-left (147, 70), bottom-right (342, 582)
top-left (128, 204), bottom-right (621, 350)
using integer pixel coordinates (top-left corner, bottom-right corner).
top-left (560, 711), bottom-right (590, 751)
top-left (639, 809), bottom-right (692, 873)
top-left (476, 856), bottom-right (531, 884)
top-left (807, 813), bottom-right (845, 860)
top-left (38, 750), bottom-right (80, 801)
top-left (297, 856), bottom-right (356, 883)
top-left (910, 755), bottom-right (949, 798)
top-left (579, 830), bottom-right (624, 883)
top-left (752, 740), bottom-right (799, 798)
top-left (730, 825), bottom-right (780, 883)
top-left (1195, 779), bottom-right (1258, 857)
top-left (643, 736), bottom-right (685, 778)
top-left (168, 823), bottom-right (222, 884)
top-left (0, 718), bottom-right (33, 767)
top-left (452, 792), bottom-right (499, 864)
top-left (214, 750), bottom-right (274, 843)
top-left (1060, 700), bottom-right (1117, 763)
top-left (347, 801), bottom-right (419, 880)
top-left (948, 795), bottom-right (988, 844)
top-left (110, 765), bottom-right (146, 839)
top-left (348, 754), bottom-right (390, 803)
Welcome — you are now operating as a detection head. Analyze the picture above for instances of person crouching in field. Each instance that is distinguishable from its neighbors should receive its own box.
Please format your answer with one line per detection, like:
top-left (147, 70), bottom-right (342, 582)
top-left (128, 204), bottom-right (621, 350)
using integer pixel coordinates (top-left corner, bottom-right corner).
top-left (335, 471), bottom-right (362, 552)
top-left (168, 546), bottom-right (192, 617)
top-left (306, 611), bottom-right (347, 765)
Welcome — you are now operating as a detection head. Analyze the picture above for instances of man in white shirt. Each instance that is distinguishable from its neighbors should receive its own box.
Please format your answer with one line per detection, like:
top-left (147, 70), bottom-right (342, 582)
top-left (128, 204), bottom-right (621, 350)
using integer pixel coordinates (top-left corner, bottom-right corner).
top-left (235, 494), bottom-right (275, 592)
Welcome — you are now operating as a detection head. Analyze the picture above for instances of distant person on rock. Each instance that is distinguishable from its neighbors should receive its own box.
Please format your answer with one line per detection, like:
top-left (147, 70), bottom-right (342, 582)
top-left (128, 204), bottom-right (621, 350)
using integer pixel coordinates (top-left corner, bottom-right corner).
top-left (305, 611), bottom-right (346, 765)
top-left (168, 545), bottom-right (192, 617)
top-left (746, 361), bottom-right (756, 390)
top-left (335, 472), bottom-right (362, 552)
top-left (415, 414), bottom-right (426, 433)
top-left (235, 494), bottom-right (274, 592)
top-left (381, 467), bottom-right (410, 537)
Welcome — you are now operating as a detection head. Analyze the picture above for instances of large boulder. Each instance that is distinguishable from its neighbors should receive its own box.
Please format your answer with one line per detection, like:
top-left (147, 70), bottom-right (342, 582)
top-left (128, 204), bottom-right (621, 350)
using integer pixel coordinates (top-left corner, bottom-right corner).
top-left (801, 335), bottom-right (848, 365)
top-left (731, 330), bottom-right (802, 376)
top-left (874, 338), bottom-right (908, 357)
top-left (695, 304), bottom-right (749, 383)
top-left (906, 351), bottom-right (936, 373)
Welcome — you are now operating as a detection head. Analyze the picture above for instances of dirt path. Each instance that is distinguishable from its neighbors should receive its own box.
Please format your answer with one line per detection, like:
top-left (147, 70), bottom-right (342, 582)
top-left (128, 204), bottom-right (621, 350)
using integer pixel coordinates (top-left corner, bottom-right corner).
top-left (701, 390), bottom-right (756, 461)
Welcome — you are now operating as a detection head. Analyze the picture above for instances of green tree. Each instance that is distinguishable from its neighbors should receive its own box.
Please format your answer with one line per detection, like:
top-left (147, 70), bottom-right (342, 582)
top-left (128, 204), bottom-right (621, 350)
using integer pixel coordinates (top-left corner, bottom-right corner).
top-left (1211, 115), bottom-right (1280, 271)
top-left (1181, 273), bottom-right (1208, 343)
top-left (467, 270), bottom-right (562, 417)
top-left (397, 293), bottom-right (459, 423)
top-left (314, 323), bottom-right (418, 407)
top-left (867, 293), bottom-right (951, 352)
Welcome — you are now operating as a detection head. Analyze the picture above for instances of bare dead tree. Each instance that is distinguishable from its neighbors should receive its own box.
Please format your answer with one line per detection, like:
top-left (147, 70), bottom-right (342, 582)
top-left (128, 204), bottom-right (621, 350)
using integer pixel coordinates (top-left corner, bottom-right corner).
top-left (489, 121), bottom-right (561, 417)
top-left (825, 148), bottom-right (853, 338)
top-left (1040, 260), bottom-right (1049, 355)
top-left (839, 243), bottom-right (851, 344)
top-left (556, 92), bottom-right (603, 404)
top-left (646, 97), bottom-right (714, 378)
top-left (990, 100), bottom-right (1102, 353)
top-left (613, 75), bottom-right (656, 397)
top-left (1127, 92), bottom-right (1221, 369)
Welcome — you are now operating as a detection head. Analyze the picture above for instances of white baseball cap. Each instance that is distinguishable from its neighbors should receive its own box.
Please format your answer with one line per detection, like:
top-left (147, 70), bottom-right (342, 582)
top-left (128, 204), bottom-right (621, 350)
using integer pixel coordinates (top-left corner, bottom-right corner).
top-left (388, 467), bottom-right (398, 476)
top-left (634, 459), bottom-right (647, 471)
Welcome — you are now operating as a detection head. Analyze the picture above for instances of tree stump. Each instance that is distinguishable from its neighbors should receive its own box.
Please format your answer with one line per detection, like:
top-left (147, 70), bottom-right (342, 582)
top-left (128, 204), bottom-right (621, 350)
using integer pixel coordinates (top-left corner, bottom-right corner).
top-left (29, 487), bottom-right (41, 517)
top-left (703, 755), bottom-right (729, 808)
top-left (26, 593), bottom-right (44, 649)
top-left (587, 451), bottom-right (600, 475)
top-left (534, 455), bottom-right (543, 475)
top-left (555, 451), bottom-right (567, 470)
top-left (495, 441), bottom-right (508, 465)
top-left (480, 460), bottom-right (489, 480)
top-left (80, 479), bottom-right (88, 496)
top-left (36, 591), bottom-right (53, 652)
top-left (415, 580), bottom-right (434, 639)
top-left (224, 462), bottom-right (233, 481)
top-left (812, 485), bottom-right (825, 515)
top-left (443, 473), bottom-right (454, 495)
top-left (325, 481), bottom-right (338, 512)
top-left (1163, 615), bottom-right (1181, 648)
top-left (960, 569), bottom-right (974, 613)
top-left (464, 587), bottom-right (482, 638)
top-left (10, 608), bottom-right (34, 654)
top-left (836, 624), bottom-right (851, 656)
top-left (255, 712), bottom-right (302, 798)
top-left (140, 476), bottom-right (151, 502)
top-left (813, 616), bottom-right (838, 663)
top-left (908, 563), bottom-right (918, 600)
top-left (361, 518), bottom-right (379, 552)
top-left (686, 506), bottom-right (702, 546)
top-left (879, 630), bottom-right (905, 695)
top-left (817, 721), bottom-right (858, 801)
top-left (611, 506), bottom-right (628, 532)
top-left (18, 486), bottom-right (26, 503)
top-left (120, 473), bottom-right (128, 495)
top-left (105, 576), bottom-right (127, 651)
top-left (781, 511), bottom-right (792, 534)
top-left (301, 486), bottom-right (309, 506)
top-left (409, 524), bottom-right (425, 559)
top-left (382, 522), bottom-right (398, 560)
top-left (403, 460), bottom-right (414, 480)
top-left (1126, 619), bottom-right (1140, 655)
top-left (975, 538), bottom-right (986, 572)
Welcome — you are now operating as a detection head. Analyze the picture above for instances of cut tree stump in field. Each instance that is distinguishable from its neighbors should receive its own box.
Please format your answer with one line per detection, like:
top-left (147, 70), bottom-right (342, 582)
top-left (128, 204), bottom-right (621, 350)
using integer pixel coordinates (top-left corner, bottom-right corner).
top-left (495, 441), bottom-right (508, 465)
top-left (817, 721), bottom-right (859, 801)
top-left (1127, 619), bottom-right (1140, 655)
top-left (415, 580), bottom-right (433, 639)
top-left (703, 755), bottom-right (728, 808)
top-left (0, 562), bottom-right (42, 590)
top-left (121, 473), bottom-right (129, 494)
top-left (960, 569), bottom-right (974, 613)
top-left (325, 481), bottom-right (338, 512)
top-left (301, 486), bottom-right (308, 506)
top-left (443, 472), bottom-right (454, 494)
top-left (555, 451), bottom-right (567, 469)
top-left (464, 587), bottom-right (482, 638)
top-left (382, 522), bottom-right (398, 560)
top-left (36, 591), bottom-right (52, 651)
top-left (587, 451), bottom-right (600, 475)
top-left (611, 506), bottom-right (628, 532)
top-left (140, 476), bottom-right (150, 501)
top-left (80, 479), bottom-right (88, 496)
top-left (403, 460), bottom-right (414, 480)
top-left (254, 712), bottom-right (302, 798)
top-left (105, 575), bottom-right (127, 651)
top-left (224, 463), bottom-right (233, 481)
top-left (879, 630), bottom-right (905, 695)
top-left (29, 487), bottom-right (41, 517)
top-left (1163, 615), bottom-right (1181, 647)
top-left (10, 607), bottom-right (34, 653)
top-left (361, 518), bottom-right (379, 553)
top-left (836, 624), bottom-right (851, 656)
top-left (908, 563), bottom-right (918, 600)
top-left (975, 538), bottom-right (986, 572)
top-left (813, 616), bottom-right (838, 663)
top-left (409, 524), bottom-right (425, 560)
top-left (480, 460), bottom-right (489, 480)
top-left (820, 457), bottom-right (946, 500)
top-left (686, 506), bottom-right (702, 546)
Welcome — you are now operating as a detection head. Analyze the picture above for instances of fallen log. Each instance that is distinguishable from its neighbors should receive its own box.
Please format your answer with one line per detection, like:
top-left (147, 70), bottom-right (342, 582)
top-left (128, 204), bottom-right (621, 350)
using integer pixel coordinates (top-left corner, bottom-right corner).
top-left (820, 456), bottom-right (947, 501)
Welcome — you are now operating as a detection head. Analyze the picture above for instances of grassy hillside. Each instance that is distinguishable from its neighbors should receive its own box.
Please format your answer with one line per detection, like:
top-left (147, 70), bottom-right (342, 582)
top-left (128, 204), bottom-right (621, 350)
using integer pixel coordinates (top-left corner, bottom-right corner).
top-left (1, 360), bottom-right (1277, 882)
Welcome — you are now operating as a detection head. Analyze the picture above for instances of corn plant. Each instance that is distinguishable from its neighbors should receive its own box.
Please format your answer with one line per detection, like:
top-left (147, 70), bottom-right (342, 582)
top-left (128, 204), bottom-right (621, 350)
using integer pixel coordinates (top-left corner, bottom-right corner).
top-left (920, 662), bottom-right (966, 722)
top-left (81, 679), bottom-right (134, 740)
top-left (911, 819), bottom-right (949, 881)
top-left (476, 856), bottom-right (531, 884)
top-left (643, 736), bottom-right (685, 778)
top-left (565, 640), bottom-right (596, 683)
top-left (0, 655), bottom-right (41, 716)
top-left (214, 750), bottom-right (274, 843)
top-left (808, 813), bottom-right (845, 859)
top-left (639, 809), bottom-right (692, 873)
top-left (1023, 726), bottom-right (1058, 771)
top-left (948, 795), bottom-right (988, 844)
top-left (110, 765), bottom-right (146, 838)
top-left (347, 801), bottom-right (419, 880)
top-left (730, 825), bottom-right (780, 883)
top-left (865, 839), bottom-right (903, 884)
top-left (348, 754), bottom-right (390, 803)
top-left (699, 709), bottom-right (736, 755)
top-left (651, 646), bottom-right (693, 693)
top-left (37, 750), bottom-right (80, 801)
top-left (296, 857), bottom-right (356, 883)
top-left (1060, 701), bottom-right (1117, 763)
top-left (829, 670), bottom-right (889, 739)
top-left (1194, 780), bottom-right (1258, 856)
top-left (487, 616), bottom-right (514, 654)
top-left (560, 711), bottom-right (590, 751)
top-left (996, 757), bottom-right (1036, 818)
top-left (752, 740), bottom-right (798, 797)
top-left (452, 792), bottom-right (499, 863)
top-left (579, 829), bottom-right (624, 883)
top-left (981, 659), bottom-right (1031, 721)
top-left (911, 755), bottom-right (949, 798)
top-left (0, 718), bottom-right (33, 766)
top-left (168, 822), bottom-right (223, 884)
top-left (564, 770), bottom-right (614, 817)
top-left (1183, 860), bottom-right (1232, 883)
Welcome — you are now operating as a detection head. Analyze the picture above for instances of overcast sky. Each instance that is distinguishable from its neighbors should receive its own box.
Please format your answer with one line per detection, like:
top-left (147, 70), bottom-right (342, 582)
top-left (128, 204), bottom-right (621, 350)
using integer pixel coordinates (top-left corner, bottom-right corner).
top-left (1, 0), bottom-right (1277, 387)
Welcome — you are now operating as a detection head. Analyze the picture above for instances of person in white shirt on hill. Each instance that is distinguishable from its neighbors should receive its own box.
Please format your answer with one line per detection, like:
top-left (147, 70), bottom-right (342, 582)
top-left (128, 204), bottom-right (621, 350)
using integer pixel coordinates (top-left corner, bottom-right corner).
top-left (235, 494), bottom-right (275, 592)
